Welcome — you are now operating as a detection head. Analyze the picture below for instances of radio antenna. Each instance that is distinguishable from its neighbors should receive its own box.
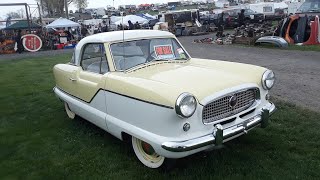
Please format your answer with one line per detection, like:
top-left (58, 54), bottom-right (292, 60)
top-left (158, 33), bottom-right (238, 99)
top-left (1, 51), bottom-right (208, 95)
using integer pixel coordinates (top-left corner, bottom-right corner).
top-left (121, 11), bottom-right (125, 68)
top-left (121, 11), bottom-right (124, 43)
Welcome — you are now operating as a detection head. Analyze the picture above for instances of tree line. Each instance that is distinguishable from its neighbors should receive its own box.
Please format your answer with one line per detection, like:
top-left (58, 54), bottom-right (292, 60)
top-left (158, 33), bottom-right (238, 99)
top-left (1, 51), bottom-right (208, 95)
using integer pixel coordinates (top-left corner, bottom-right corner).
top-left (6, 0), bottom-right (88, 18)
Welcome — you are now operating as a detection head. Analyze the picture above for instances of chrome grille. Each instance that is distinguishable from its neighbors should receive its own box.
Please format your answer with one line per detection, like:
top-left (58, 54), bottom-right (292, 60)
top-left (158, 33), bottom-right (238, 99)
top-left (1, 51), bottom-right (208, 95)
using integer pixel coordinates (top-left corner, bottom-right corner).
top-left (202, 88), bottom-right (259, 124)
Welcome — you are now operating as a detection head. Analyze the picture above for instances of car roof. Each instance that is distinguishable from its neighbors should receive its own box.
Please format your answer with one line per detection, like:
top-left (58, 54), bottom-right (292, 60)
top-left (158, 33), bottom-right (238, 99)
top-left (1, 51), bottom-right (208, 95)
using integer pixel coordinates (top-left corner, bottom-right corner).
top-left (78, 30), bottom-right (174, 45)
top-left (74, 30), bottom-right (176, 65)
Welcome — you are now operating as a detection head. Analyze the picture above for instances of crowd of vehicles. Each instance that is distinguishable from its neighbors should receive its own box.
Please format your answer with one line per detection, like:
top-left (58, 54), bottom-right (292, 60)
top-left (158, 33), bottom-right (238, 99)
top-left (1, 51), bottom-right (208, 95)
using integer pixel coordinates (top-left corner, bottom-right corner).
top-left (202, 8), bottom-right (265, 28)
top-left (67, 1), bottom-right (317, 36)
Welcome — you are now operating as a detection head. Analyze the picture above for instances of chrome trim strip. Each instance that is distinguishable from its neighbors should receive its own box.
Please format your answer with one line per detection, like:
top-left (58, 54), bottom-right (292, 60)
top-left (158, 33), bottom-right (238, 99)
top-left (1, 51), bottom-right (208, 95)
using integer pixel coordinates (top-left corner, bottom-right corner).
top-left (53, 86), bottom-right (174, 109)
top-left (162, 103), bottom-right (276, 152)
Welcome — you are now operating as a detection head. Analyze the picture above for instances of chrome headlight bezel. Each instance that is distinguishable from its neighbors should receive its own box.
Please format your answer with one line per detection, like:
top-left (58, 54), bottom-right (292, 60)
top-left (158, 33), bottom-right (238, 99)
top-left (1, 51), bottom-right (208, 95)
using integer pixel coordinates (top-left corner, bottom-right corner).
top-left (175, 93), bottom-right (197, 118)
top-left (262, 70), bottom-right (275, 90)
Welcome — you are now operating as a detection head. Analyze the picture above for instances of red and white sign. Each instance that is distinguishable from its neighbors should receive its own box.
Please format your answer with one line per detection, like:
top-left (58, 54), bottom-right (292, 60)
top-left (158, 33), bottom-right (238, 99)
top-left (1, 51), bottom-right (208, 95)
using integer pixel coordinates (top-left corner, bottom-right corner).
top-left (22, 34), bottom-right (43, 52)
top-left (154, 45), bottom-right (175, 60)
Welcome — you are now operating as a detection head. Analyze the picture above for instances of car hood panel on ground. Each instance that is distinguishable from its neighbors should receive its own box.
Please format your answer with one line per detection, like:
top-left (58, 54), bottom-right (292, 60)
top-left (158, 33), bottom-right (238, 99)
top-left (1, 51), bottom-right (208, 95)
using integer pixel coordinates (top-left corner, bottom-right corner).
top-left (106, 58), bottom-right (266, 108)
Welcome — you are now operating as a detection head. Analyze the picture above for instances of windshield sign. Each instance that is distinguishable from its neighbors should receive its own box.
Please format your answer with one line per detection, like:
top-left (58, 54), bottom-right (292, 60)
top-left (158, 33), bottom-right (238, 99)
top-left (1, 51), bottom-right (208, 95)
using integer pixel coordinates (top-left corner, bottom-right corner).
top-left (154, 45), bottom-right (175, 59)
top-left (110, 38), bottom-right (189, 71)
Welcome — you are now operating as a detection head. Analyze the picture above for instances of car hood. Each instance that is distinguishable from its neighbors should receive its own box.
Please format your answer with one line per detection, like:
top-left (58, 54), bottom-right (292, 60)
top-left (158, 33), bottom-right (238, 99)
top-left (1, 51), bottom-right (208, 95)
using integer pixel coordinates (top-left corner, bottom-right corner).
top-left (106, 58), bottom-right (266, 108)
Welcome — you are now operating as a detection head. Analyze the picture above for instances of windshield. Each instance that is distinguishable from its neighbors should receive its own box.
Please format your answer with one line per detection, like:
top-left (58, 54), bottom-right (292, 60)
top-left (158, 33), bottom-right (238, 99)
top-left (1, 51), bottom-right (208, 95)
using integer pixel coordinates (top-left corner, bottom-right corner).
top-left (297, 0), bottom-right (320, 13)
top-left (110, 38), bottom-right (189, 71)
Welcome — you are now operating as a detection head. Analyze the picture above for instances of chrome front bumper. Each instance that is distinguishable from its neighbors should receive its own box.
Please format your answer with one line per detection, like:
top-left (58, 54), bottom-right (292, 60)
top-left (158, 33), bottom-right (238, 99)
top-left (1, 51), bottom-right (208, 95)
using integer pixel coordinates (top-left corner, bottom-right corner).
top-left (162, 103), bottom-right (276, 152)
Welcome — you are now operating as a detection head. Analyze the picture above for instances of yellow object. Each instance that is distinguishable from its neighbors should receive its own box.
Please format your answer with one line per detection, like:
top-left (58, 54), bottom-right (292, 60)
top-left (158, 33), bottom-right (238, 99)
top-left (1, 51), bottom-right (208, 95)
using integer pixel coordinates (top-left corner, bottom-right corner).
top-left (54, 58), bottom-right (266, 107)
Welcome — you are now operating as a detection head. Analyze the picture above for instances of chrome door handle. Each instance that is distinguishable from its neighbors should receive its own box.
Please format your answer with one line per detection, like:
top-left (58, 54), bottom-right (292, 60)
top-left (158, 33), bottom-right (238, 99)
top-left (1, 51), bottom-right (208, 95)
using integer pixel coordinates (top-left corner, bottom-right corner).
top-left (69, 78), bottom-right (77, 81)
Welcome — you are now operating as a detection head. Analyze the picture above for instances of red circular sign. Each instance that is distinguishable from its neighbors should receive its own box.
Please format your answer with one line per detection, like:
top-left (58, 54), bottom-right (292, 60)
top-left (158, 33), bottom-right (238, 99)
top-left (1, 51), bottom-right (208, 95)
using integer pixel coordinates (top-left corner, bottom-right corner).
top-left (22, 34), bottom-right (42, 52)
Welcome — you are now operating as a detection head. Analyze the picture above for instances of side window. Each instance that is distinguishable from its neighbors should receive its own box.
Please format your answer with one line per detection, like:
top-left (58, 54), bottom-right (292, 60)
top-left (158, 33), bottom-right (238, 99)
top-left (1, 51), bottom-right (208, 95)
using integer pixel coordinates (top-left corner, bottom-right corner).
top-left (263, 6), bottom-right (273, 13)
top-left (81, 43), bottom-right (109, 74)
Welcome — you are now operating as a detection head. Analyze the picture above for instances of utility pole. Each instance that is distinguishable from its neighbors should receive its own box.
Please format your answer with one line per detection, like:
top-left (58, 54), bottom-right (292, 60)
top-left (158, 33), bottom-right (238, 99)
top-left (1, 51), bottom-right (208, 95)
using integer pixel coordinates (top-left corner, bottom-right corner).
top-left (40, 0), bottom-right (44, 15)
top-left (37, 2), bottom-right (43, 27)
top-left (25, 4), bottom-right (31, 32)
top-left (64, 0), bottom-right (69, 19)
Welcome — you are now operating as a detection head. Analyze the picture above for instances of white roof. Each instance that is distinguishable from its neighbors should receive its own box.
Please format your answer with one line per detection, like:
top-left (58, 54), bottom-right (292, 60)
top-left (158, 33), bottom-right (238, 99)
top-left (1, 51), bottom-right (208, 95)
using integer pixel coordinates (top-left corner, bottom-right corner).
top-left (79, 30), bottom-right (173, 44)
top-left (144, 13), bottom-right (157, 19)
top-left (110, 16), bottom-right (122, 24)
top-left (46, 17), bottom-right (81, 28)
top-left (274, 2), bottom-right (288, 9)
top-left (114, 15), bottom-right (148, 26)
top-left (74, 30), bottom-right (175, 65)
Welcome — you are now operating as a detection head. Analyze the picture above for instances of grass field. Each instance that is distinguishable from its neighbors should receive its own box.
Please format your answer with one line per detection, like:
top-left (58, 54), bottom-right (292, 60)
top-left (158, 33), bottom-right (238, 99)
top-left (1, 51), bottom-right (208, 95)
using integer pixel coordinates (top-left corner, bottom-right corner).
top-left (1, 54), bottom-right (320, 179)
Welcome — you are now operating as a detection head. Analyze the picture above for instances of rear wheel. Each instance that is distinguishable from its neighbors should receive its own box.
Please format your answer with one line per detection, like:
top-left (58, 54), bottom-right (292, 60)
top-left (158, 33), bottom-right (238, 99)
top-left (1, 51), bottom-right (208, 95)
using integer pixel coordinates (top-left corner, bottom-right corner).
top-left (132, 136), bottom-right (165, 168)
top-left (64, 102), bottom-right (75, 119)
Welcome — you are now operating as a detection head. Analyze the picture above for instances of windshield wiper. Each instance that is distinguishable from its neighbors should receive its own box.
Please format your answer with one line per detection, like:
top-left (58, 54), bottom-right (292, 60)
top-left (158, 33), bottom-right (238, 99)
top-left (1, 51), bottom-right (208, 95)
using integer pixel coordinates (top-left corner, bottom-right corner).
top-left (148, 57), bottom-right (188, 63)
top-left (149, 58), bottom-right (169, 63)
top-left (173, 57), bottom-right (188, 60)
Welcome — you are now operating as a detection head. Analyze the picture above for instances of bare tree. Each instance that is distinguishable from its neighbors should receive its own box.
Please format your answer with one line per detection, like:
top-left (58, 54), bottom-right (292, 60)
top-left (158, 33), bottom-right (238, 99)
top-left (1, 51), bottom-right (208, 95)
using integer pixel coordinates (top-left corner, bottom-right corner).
top-left (37, 0), bottom-right (73, 17)
top-left (17, 9), bottom-right (25, 18)
top-left (6, 10), bottom-right (24, 19)
top-left (73, 0), bottom-right (88, 10)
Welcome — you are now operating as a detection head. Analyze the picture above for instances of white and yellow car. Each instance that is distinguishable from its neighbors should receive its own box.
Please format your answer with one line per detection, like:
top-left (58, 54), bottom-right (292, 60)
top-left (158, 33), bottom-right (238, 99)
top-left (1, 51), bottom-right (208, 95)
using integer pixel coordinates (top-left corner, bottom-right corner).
top-left (53, 30), bottom-right (276, 169)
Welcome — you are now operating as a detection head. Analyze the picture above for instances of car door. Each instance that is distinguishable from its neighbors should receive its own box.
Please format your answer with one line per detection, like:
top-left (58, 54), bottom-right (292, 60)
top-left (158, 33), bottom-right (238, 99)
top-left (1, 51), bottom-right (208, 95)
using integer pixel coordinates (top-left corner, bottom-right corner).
top-left (75, 43), bottom-right (110, 129)
top-left (54, 52), bottom-right (81, 97)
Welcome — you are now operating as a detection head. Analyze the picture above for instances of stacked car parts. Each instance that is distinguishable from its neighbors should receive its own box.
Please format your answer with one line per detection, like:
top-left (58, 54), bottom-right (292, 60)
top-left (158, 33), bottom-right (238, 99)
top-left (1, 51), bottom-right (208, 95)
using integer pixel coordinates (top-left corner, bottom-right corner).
top-left (277, 15), bottom-right (320, 45)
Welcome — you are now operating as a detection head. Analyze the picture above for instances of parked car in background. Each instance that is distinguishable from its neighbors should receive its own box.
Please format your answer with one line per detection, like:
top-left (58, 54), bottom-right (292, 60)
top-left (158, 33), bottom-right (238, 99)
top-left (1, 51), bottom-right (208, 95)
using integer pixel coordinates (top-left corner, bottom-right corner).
top-left (271, 8), bottom-right (286, 20)
top-left (213, 8), bottom-right (265, 28)
top-left (199, 13), bottom-right (216, 25)
top-left (53, 30), bottom-right (276, 169)
top-left (151, 7), bottom-right (159, 12)
top-left (167, 5), bottom-right (175, 10)
top-left (198, 5), bottom-right (209, 10)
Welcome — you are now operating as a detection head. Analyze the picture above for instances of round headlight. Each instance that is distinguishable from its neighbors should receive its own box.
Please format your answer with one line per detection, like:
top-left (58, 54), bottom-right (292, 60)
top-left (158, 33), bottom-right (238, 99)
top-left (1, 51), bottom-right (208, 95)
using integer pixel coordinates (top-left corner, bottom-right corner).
top-left (262, 70), bottom-right (275, 90)
top-left (175, 93), bottom-right (197, 118)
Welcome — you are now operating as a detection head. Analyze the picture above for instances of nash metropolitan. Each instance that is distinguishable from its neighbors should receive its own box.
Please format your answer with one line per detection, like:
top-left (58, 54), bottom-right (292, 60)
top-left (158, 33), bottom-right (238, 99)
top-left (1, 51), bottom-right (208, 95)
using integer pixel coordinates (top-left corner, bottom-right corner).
top-left (53, 30), bottom-right (276, 169)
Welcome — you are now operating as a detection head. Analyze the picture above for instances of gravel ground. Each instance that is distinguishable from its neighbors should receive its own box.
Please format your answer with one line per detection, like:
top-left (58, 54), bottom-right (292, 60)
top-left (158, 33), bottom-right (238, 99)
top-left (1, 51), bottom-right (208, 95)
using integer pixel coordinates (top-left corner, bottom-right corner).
top-left (179, 35), bottom-right (320, 112)
top-left (0, 35), bottom-right (319, 112)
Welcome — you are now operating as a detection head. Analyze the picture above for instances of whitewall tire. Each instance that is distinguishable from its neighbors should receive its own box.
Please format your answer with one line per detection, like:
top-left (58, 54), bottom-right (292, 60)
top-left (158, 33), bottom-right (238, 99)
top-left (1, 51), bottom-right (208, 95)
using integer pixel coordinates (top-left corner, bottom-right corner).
top-left (64, 102), bottom-right (75, 119)
top-left (132, 136), bottom-right (165, 168)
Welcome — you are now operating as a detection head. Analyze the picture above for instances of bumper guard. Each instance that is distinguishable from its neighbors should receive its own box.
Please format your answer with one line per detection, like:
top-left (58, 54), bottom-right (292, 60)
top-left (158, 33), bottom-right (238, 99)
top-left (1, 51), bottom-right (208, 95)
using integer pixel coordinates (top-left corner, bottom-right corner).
top-left (162, 103), bottom-right (276, 152)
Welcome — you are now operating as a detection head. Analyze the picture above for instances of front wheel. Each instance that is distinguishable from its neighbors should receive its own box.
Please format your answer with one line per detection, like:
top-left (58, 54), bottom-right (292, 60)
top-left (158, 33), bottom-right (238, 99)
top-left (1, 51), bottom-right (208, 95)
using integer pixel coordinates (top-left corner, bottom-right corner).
top-left (132, 136), bottom-right (165, 168)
